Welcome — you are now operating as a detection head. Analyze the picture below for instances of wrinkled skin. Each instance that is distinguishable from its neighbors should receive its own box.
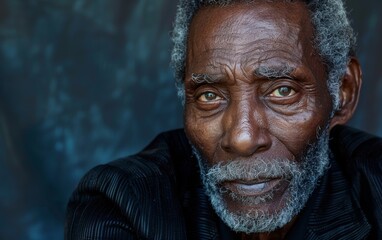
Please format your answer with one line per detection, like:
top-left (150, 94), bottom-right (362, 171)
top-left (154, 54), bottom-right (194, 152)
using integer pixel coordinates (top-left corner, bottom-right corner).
top-left (183, 1), bottom-right (361, 239)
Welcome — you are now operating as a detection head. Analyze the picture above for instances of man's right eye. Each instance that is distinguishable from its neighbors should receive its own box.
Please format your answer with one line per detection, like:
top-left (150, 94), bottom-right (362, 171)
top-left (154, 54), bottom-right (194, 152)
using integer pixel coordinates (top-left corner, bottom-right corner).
top-left (197, 92), bottom-right (222, 102)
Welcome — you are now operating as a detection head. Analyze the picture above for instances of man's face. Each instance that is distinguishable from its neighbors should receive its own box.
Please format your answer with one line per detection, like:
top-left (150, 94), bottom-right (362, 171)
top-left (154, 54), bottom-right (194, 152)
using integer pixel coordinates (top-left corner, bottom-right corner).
top-left (184, 1), bottom-right (334, 233)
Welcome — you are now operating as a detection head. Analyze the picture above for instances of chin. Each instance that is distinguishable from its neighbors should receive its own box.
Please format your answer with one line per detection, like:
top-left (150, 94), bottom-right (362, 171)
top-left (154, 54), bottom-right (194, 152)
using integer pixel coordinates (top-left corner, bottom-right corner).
top-left (209, 178), bottom-right (300, 233)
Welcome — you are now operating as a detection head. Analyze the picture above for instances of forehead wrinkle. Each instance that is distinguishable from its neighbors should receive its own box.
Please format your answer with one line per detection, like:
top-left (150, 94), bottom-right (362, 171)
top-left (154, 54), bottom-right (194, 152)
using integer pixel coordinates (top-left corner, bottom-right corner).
top-left (240, 49), bottom-right (303, 66)
top-left (212, 25), bottom-right (276, 43)
top-left (203, 38), bottom-right (304, 68)
top-left (238, 36), bottom-right (302, 57)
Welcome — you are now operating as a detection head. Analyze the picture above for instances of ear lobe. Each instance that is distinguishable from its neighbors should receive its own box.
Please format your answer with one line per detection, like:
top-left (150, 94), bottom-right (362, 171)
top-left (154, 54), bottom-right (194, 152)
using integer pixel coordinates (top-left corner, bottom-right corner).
top-left (329, 57), bottom-right (362, 130)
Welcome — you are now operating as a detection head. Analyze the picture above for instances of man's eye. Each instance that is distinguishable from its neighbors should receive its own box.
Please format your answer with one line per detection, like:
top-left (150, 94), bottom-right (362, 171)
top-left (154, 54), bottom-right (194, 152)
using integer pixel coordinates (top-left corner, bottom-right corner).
top-left (198, 92), bottom-right (222, 102)
top-left (270, 86), bottom-right (296, 97)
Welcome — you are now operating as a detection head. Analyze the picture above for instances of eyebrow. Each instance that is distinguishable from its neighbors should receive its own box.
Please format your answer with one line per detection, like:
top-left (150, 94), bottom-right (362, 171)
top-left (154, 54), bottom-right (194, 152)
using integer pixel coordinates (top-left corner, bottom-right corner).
top-left (191, 73), bottom-right (220, 84)
top-left (253, 65), bottom-right (296, 79)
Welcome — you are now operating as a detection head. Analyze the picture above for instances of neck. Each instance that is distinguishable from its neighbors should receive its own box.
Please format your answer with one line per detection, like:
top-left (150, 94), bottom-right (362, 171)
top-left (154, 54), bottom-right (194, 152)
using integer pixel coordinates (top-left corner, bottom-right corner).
top-left (240, 217), bottom-right (297, 240)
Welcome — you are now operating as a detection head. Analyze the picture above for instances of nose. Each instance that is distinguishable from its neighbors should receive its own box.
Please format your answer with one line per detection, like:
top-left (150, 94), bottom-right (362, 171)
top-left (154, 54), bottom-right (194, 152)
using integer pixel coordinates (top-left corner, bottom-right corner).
top-left (221, 102), bottom-right (271, 157)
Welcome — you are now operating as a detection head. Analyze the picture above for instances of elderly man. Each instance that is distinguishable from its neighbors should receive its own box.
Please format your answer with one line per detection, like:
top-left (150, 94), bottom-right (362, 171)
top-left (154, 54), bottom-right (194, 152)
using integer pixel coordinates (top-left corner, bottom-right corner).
top-left (65, 0), bottom-right (382, 239)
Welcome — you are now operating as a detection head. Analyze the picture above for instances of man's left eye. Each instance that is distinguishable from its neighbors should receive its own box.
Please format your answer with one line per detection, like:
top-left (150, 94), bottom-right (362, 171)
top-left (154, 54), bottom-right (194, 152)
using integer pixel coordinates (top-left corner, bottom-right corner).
top-left (269, 86), bottom-right (296, 97)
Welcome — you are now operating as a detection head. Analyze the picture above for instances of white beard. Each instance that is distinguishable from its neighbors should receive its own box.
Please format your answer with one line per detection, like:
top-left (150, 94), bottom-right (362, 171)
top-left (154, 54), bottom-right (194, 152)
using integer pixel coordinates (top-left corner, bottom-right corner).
top-left (192, 126), bottom-right (331, 233)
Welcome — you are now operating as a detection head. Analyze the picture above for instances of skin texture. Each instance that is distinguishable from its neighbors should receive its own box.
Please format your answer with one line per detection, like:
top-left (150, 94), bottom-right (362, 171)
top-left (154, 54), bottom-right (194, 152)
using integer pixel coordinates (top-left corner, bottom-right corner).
top-left (183, 1), bottom-right (362, 239)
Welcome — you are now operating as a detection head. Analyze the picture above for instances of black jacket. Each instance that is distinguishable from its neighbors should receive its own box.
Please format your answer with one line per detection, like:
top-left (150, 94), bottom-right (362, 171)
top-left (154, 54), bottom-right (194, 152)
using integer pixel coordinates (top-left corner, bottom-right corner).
top-left (65, 125), bottom-right (382, 239)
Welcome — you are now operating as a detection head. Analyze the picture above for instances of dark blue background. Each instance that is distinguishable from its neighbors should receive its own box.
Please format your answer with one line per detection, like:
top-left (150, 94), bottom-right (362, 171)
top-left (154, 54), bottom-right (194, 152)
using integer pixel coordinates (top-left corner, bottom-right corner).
top-left (0, 0), bottom-right (381, 239)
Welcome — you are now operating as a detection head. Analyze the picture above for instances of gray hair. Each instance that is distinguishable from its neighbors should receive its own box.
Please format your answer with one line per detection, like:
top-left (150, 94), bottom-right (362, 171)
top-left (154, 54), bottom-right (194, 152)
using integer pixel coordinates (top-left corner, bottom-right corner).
top-left (171, 0), bottom-right (356, 110)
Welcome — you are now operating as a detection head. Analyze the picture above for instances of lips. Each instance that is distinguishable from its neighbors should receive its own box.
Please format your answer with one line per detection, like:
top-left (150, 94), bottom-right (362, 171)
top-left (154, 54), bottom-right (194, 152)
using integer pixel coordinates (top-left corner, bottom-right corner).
top-left (222, 178), bottom-right (285, 197)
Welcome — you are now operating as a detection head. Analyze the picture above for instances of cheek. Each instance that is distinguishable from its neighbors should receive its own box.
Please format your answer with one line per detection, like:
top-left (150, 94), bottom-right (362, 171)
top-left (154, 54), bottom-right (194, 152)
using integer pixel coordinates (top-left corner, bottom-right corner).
top-left (184, 106), bottom-right (222, 157)
top-left (269, 106), bottom-right (330, 158)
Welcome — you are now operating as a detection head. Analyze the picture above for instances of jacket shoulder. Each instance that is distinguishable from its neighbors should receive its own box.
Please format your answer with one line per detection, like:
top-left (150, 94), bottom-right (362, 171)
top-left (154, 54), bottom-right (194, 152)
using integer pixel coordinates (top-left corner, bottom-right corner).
top-left (65, 129), bottom-right (189, 240)
top-left (330, 125), bottom-right (382, 237)
top-left (330, 125), bottom-right (382, 175)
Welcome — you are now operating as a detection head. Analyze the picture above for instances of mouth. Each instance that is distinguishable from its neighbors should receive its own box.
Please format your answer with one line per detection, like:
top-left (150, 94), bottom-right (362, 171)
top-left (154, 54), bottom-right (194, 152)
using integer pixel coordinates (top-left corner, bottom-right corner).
top-left (222, 178), bottom-right (286, 197)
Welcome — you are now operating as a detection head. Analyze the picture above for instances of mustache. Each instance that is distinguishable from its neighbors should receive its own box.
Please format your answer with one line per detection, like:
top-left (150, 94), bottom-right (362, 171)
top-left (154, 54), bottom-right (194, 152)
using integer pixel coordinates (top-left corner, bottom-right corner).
top-left (203, 158), bottom-right (300, 184)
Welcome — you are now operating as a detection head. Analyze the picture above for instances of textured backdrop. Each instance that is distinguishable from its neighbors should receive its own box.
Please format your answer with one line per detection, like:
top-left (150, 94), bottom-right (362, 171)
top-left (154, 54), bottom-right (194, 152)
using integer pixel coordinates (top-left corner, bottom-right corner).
top-left (0, 0), bottom-right (381, 239)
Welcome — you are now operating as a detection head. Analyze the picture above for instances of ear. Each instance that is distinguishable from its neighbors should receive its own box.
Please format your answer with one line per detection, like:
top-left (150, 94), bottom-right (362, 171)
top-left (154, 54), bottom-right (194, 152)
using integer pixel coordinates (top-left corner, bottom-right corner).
top-left (329, 57), bottom-right (362, 130)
